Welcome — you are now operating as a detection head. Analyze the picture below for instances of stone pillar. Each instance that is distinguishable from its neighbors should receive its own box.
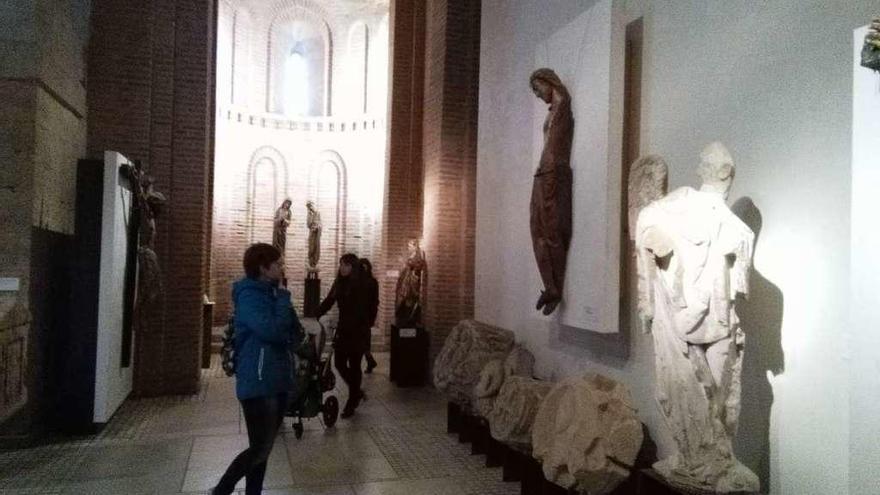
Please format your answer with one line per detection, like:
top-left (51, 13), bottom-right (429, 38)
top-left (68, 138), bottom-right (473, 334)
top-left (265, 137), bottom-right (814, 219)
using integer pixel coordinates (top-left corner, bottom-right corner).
top-left (421, 0), bottom-right (480, 364)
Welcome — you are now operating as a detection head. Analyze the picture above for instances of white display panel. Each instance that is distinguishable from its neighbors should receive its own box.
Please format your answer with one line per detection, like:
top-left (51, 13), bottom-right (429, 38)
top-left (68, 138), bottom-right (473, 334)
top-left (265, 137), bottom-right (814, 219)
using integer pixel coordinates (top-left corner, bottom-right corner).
top-left (93, 151), bottom-right (135, 423)
top-left (531, 0), bottom-right (625, 332)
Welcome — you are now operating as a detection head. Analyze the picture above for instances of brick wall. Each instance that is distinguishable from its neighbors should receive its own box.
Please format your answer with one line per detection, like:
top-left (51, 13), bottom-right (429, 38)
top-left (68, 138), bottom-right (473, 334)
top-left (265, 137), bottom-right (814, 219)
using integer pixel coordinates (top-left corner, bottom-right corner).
top-left (87, 0), bottom-right (214, 396)
top-left (378, 0), bottom-right (426, 346)
top-left (421, 0), bottom-right (479, 363)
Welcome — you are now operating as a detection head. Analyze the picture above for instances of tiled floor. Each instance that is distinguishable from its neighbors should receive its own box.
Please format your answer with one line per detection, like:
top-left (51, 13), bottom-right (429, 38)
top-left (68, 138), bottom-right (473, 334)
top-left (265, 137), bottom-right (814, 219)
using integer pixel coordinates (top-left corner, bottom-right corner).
top-left (0, 354), bottom-right (518, 494)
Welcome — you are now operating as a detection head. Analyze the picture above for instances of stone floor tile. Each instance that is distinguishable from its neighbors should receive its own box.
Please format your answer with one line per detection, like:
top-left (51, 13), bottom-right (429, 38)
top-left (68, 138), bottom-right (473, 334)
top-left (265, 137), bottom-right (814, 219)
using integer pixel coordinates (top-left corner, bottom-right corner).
top-left (182, 436), bottom-right (291, 492)
top-left (0, 353), bottom-right (517, 495)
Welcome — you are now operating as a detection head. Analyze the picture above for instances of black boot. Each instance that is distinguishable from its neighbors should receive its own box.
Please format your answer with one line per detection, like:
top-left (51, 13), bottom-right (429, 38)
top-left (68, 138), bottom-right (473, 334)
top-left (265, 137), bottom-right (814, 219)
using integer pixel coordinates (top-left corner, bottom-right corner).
top-left (365, 353), bottom-right (377, 373)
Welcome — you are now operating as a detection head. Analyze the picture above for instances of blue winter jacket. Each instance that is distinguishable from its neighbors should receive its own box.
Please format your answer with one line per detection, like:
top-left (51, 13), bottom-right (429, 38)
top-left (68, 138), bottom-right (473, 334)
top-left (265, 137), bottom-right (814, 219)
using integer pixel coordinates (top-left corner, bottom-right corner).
top-left (232, 277), bottom-right (301, 400)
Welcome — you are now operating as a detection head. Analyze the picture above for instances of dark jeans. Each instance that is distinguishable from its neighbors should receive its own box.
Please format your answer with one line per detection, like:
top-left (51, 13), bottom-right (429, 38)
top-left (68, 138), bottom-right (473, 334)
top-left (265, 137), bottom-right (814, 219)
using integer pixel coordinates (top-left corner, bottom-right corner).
top-left (335, 346), bottom-right (364, 410)
top-left (214, 393), bottom-right (287, 495)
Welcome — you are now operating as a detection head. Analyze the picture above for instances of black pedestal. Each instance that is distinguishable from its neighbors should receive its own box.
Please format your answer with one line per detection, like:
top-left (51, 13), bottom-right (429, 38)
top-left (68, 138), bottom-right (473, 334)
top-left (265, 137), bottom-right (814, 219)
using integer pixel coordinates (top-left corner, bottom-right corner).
top-left (470, 417), bottom-right (490, 455)
top-left (389, 324), bottom-right (427, 386)
top-left (501, 444), bottom-right (523, 482)
top-left (485, 436), bottom-right (504, 468)
top-left (303, 276), bottom-right (320, 317)
top-left (447, 402), bottom-right (462, 434)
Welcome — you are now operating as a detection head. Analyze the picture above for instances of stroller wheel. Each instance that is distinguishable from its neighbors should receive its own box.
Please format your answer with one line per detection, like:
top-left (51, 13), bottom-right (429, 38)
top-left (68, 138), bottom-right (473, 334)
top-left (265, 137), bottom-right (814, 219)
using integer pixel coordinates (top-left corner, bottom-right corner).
top-left (293, 421), bottom-right (304, 439)
top-left (322, 396), bottom-right (339, 428)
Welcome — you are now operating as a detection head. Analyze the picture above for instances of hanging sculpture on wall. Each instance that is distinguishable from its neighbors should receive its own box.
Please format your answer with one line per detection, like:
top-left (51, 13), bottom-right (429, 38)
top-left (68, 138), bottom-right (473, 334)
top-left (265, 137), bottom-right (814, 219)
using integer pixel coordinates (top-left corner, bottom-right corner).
top-left (529, 68), bottom-right (573, 316)
top-left (273, 199), bottom-right (292, 258)
top-left (394, 239), bottom-right (427, 328)
top-left (632, 143), bottom-right (759, 493)
top-left (862, 17), bottom-right (880, 72)
top-left (122, 161), bottom-right (166, 332)
top-left (306, 200), bottom-right (322, 274)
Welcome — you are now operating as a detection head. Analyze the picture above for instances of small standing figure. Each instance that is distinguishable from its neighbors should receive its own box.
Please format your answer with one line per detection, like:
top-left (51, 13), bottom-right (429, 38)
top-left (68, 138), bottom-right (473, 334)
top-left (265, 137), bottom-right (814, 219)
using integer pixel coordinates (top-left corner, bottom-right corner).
top-left (862, 17), bottom-right (880, 72)
top-left (394, 239), bottom-right (427, 328)
top-left (529, 68), bottom-right (574, 316)
top-left (273, 199), bottom-right (292, 258)
top-left (306, 200), bottom-right (322, 274)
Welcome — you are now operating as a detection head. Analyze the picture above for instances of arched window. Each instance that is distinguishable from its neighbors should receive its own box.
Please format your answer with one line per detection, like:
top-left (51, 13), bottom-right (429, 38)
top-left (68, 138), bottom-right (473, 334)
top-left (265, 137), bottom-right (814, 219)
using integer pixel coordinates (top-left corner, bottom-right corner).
top-left (283, 46), bottom-right (309, 116)
top-left (268, 14), bottom-right (329, 116)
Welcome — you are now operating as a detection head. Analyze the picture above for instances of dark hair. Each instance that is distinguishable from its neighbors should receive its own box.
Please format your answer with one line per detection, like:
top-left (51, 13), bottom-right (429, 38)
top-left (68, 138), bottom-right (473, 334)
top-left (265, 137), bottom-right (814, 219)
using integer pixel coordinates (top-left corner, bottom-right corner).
top-left (360, 257), bottom-right (374, 278)
top-left (243, 243), bottom-right (281, 279)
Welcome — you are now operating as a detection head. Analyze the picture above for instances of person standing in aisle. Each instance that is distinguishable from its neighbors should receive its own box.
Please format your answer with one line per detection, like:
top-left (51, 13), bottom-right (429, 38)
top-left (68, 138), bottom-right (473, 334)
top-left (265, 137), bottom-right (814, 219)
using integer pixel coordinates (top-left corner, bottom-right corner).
top-left (211, 243), bottom-right (301, 495)
top-left (360, 258), bottom-right (379, 373)
top-left (317, 253), bottom-right (371, 417)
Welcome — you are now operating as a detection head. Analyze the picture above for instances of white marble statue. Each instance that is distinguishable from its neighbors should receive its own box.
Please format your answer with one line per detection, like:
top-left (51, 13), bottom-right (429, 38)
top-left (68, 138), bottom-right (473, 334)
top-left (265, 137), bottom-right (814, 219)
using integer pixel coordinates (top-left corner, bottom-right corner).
top-left (633, 142), bottom-right (759, 492)
top-left (474, 344), bottom-right (535, 418)
top-left (433, 320), bottom-right (515, 411)
top-left (487, 376), bottom-right (552, 450)
top-left (531, 373), bottom-right (643, 495)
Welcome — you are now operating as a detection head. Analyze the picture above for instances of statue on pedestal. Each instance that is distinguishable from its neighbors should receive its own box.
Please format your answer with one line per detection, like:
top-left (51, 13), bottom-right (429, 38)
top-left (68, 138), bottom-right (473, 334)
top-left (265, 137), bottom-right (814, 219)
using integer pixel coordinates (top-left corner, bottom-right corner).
top-left (306, 200), bottom-right (322, 275)
top-left (273, 199), bottom-right (292, 257)
top-left (394, 239), bottom-right (427, 328)
top-left (529, 68), bottom-right (573, 316)
top-left (633, 142), bottom-right (759, 493)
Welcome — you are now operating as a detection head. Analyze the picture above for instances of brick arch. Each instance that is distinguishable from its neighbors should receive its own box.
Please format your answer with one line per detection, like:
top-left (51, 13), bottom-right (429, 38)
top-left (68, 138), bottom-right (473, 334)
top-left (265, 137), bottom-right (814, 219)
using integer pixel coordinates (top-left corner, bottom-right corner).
top-left (266, 3), bottom-right (333, 115)
top-left (308, 150), bottom-right (348, 262)
top-left (246, 146), bottom-right (290, 243)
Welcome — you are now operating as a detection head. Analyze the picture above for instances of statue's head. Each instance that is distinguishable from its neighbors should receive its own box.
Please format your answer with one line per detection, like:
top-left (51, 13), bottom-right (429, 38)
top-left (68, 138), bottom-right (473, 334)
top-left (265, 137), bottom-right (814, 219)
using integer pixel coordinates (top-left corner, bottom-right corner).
top-left (529, 68), bottom-right (568, 104)
top-left (697, 142), bottom-right (735, 199)
top-left (306, 200), bottom-right (315, 210)
top-left (407, 238), bottom-right (420, 257)
top-left (281, 199), bottom-right (292, 209)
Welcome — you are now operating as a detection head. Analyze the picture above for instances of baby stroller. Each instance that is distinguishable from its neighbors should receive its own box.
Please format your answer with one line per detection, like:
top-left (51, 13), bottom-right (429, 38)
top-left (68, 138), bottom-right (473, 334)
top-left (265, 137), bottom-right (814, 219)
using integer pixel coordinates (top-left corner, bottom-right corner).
top-left (287, 318), bottom-right (339, 439)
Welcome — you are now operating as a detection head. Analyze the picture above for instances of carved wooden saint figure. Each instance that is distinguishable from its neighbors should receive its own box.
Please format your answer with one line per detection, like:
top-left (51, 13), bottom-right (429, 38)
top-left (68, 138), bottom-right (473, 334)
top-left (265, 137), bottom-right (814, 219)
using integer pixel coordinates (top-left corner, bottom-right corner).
top-left (272, 199), bottom-right (292, 257)
top-left (633, 143), bottom-right (759, 493)
top-left (529, 68), bottom-right (573, 315)
top-left (306, 200), bottom-right (322, 272)
top-left (121, 161), bottom-right (166, 330)
top-left (394, 239), bottom-right (427, 327)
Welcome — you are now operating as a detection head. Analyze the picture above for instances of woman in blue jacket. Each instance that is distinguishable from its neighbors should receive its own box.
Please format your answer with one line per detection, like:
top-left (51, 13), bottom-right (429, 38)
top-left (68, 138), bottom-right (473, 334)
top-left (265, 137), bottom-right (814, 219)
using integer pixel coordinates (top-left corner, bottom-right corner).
top-left (212, 243), bottom-right (300, 495)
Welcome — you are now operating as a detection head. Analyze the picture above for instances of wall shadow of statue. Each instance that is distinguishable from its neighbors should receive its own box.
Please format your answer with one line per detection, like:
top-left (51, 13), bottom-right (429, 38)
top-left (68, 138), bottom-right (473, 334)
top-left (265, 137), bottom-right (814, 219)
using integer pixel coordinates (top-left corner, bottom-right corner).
top-left (731, 197), bottom-right (785, 491)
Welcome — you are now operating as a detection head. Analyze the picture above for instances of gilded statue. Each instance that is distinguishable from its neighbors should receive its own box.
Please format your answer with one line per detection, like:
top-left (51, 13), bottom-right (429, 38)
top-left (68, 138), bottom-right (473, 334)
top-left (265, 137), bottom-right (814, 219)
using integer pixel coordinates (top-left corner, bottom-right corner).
top-left (394, 239), bottom-right (426, 327)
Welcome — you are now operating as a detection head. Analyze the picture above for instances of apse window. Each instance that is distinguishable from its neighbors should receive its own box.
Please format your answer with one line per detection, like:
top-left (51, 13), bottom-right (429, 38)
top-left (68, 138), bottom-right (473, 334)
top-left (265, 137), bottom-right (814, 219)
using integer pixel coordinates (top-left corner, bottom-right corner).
top-left (283, 44), bottom-right (309, 116)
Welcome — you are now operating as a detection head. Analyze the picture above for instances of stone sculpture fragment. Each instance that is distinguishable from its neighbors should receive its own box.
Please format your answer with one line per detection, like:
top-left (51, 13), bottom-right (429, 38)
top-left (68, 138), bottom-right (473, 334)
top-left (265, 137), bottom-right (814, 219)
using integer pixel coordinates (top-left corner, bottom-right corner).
top-left (433, 320), bottom-right (515, 411)
top-left (474, 344), bottom-right (535, 418)
top-left (531, 373), bottom-right (643, 495)
top-left (487, 376), bottom-right (552, 451)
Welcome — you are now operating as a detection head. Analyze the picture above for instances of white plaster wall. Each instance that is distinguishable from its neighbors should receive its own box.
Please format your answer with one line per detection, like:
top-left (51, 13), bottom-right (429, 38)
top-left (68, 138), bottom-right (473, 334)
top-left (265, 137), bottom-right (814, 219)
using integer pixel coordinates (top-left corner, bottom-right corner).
top-left (93, 151), bottom-right (134, 423)
top-left (477, 1), bottom-right (878, 493)
top-left (848, 25), bottom-right (880, 495)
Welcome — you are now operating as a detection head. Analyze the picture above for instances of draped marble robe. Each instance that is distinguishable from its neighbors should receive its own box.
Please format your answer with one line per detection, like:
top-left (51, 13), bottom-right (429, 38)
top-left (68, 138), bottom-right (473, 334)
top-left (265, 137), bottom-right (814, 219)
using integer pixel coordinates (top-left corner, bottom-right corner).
top-left (636, 186), bottom-right (759, 493)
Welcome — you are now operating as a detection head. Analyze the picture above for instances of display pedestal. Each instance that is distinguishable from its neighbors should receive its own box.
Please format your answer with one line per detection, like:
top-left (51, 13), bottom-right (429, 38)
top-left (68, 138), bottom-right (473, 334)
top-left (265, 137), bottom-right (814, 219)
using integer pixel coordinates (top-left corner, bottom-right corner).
top-left (303, 274), bottom-right (320, 317)
top-left (635, 469), bottom-right (755, 495)
top-left (389, 324), bottom-right (427, 386)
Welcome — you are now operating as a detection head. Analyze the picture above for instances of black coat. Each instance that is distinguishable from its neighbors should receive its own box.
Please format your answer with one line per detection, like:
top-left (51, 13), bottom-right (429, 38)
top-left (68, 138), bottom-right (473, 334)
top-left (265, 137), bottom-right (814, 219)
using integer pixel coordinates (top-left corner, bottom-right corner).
top-left (317, 276), bottom-right (371, 352)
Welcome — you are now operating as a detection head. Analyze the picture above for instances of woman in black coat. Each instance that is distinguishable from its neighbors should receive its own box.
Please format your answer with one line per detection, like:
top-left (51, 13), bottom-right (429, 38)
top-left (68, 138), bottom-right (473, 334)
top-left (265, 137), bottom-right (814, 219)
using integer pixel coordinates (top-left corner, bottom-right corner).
top-left (316, 253), bottom-right (371, 417)
top-left (360, 258), bottom-right (379, 373)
